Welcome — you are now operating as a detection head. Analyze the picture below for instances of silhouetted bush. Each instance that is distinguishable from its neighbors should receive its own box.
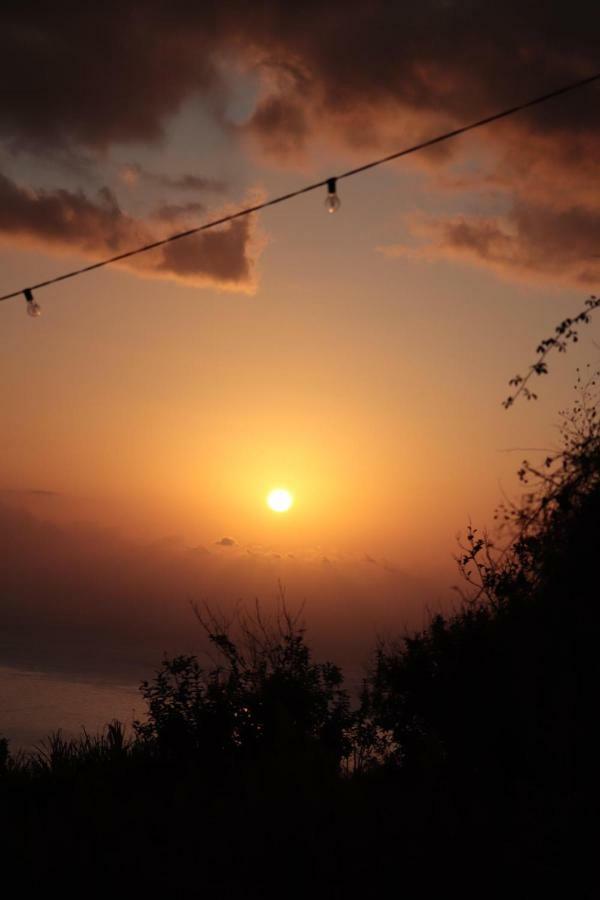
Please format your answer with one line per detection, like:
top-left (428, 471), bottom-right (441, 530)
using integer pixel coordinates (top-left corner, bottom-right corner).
top-left (356, 367), bottom-right (599, 880)
top-left (134, 602), bottom-right (352, 776)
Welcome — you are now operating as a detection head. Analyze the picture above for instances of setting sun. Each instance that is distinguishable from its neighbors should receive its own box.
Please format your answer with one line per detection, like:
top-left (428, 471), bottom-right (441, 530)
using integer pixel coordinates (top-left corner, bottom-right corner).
top-left (266, 488), bottom-right (294, 513)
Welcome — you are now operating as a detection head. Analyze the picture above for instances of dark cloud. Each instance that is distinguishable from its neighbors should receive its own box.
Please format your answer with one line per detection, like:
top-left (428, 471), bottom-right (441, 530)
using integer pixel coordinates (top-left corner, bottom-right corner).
top-left (243, 95), bottom-right (310, 160)
top-left (1, 3), bottom-right (598, 284)
top-left (232, 3), bottom-right (600, 285)
top-left (216, 536), bottom-right (236, 546)
top-left (0, 7), bottom-right (220, 151)
top-left (384, 202), bottom-right (600, 286)
top-left (154, 201), bottom-right (206, 222)
top-left (239, 3), bottom-right (600, 151)
top-left (3, 4), bottom-right (597, 154)
top-left (158, 216), bottom-right (255, 284)
top-left (120, 163), bottom-right (226, 193)
top-left (0, 173), bottom-right (259, 289)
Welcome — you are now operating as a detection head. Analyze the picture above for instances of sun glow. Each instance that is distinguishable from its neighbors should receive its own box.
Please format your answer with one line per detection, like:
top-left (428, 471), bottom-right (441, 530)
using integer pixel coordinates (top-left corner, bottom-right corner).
top-left (266, 488), bottom-right (294, 513)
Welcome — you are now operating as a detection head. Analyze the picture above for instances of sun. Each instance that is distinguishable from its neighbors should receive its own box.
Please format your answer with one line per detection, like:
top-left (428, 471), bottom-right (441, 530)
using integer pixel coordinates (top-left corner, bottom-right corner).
top-left (266, 488), bottom-right (294, 513)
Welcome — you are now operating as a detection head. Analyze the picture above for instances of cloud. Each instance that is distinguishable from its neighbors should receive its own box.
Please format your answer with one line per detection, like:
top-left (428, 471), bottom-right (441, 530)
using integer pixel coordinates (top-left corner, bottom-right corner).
top-left (119, 163), bottom-right (226, 194)
top-left (3, 5), bottom-right (597, 157)
top-left (0, 173), bottom-right (261, 290)
top-left (382, 202), bottom-right (600, 286)
top-left (242, 94), bottom-right (310, 161)
top-left (237, 5), bottom-right (599, 158)
top-left (236, 5), bottom-right (600, 285)
top-left (377, 118), bottom-right (600, 285)
top-left (215, 536), bottom-right (236, 546)
top-left (154, 202), bottom-right (206, 222)
top-left (2, 4), bottom-right (599, 285)
top-left (0, 8), bottom-right (221, 151)
top-left (0, 503), bottom-right (437, 680)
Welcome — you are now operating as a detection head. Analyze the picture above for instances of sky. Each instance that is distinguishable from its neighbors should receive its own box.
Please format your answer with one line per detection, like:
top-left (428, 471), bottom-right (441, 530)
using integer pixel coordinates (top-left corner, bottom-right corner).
top-left (1, 3), bottom-right (599, 743)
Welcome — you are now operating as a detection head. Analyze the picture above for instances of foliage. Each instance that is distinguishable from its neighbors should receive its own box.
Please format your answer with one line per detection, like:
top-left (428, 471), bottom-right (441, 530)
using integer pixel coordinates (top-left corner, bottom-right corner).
top-left (362, 367), bottom-right (600, 803)
top-left (27, 720), bottom-right (131, 775)
top-left (503, 294), bottom-right (600, 407)
top-left (134, 600), bottom-right (352, 773)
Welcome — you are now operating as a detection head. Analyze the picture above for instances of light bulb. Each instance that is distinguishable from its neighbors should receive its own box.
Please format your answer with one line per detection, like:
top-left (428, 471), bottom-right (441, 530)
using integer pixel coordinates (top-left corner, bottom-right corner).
top-left (325, 177), bottom-right (341, 213)
top-left (24, 288), bottom-right (41, 317)
top-left (27, 300), bottom-right (41, 317)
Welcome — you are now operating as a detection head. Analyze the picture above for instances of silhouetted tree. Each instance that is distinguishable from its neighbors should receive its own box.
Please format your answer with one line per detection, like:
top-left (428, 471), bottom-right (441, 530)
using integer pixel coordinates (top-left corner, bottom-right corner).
top-left (360, 367), bottom-right (600, 875)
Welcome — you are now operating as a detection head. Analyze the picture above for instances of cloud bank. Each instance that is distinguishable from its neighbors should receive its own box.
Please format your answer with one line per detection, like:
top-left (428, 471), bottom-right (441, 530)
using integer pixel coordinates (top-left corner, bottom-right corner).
top-left (0, 503), bottom-right (438, 680)
top-left (2, 3), bottom-right (599, 286)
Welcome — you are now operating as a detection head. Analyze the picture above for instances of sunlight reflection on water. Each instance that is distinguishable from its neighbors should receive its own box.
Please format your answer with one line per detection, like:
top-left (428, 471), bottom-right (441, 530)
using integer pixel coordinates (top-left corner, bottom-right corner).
top-left (0, 665), bottom-right (142, 751)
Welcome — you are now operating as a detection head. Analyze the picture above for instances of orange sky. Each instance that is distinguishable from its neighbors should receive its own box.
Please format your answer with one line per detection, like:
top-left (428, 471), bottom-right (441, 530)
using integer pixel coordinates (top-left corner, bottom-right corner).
top-left (1, 162), bottom-right (594, 585)
top-left (1, 10), bottom-right (599, 695)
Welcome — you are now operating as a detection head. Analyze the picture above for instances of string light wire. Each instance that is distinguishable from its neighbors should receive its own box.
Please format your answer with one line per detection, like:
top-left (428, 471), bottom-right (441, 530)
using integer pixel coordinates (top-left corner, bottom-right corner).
top-left (1, 71), bottom-right (599, 307)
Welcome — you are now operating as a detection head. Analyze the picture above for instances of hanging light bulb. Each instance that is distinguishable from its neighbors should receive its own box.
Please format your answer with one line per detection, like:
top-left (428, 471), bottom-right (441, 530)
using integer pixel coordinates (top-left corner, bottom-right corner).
top-left (325, 177), bottom-right (341, 213)
top-left (24, 288), bottom-right (41, 317)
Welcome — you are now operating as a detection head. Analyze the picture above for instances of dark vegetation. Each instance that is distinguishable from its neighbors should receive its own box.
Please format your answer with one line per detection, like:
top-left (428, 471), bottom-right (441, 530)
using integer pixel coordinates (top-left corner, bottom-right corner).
top-left (1, 365), bottom-right (598, 896)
